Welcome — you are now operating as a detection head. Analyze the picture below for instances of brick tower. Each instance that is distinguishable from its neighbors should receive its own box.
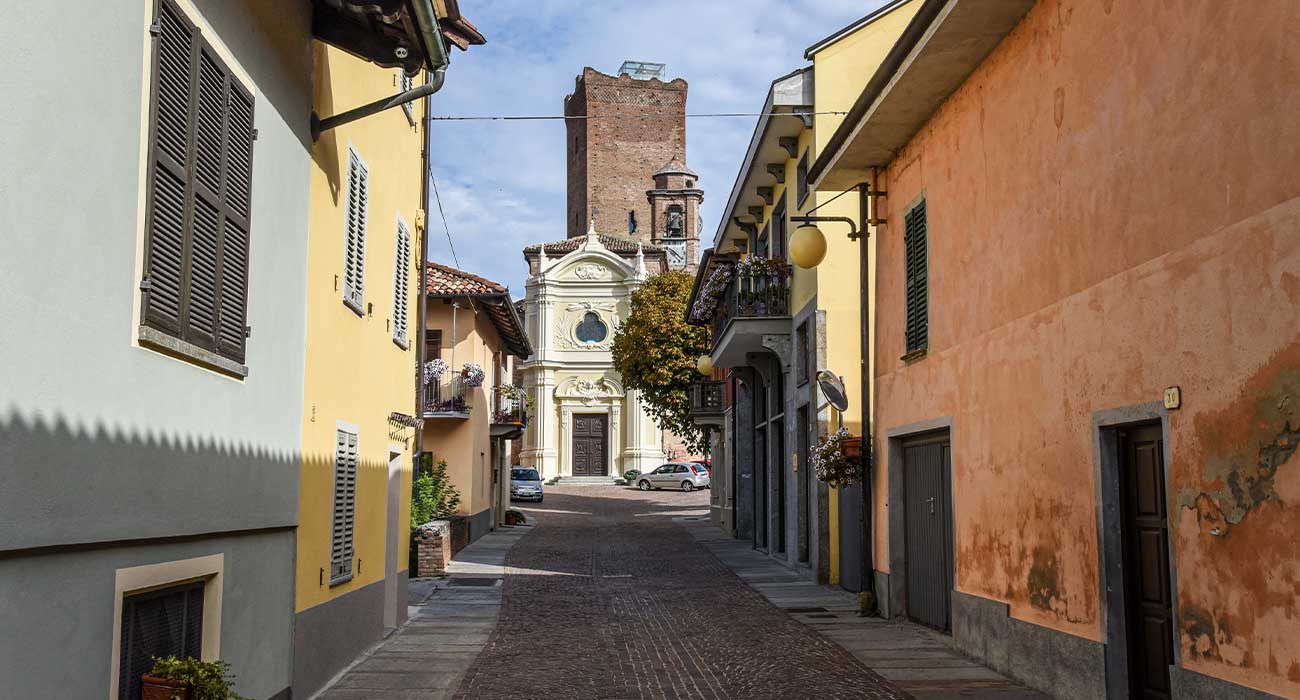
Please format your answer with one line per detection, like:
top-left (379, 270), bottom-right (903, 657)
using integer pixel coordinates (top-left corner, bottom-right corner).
top-left (564, 62), bottom-right (688, 243)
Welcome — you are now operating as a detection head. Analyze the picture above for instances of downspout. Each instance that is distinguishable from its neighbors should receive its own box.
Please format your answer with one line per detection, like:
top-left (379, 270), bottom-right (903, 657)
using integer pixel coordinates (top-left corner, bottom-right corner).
top-left (412, 4), bottom-right (451, 467)
top-left (858, 181), bottom-right (876, 615)
top-left (312, 1), bottom-right (450, 141)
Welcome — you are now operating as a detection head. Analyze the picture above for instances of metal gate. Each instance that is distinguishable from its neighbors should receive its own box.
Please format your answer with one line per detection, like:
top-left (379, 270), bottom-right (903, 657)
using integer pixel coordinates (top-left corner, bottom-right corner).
top-left (904, 438), bottom-right (953, 631)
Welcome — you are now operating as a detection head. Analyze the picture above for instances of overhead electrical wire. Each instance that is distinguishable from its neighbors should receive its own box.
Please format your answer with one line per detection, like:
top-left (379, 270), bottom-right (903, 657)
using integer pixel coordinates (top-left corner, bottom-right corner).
top-left (427, 111), bottom-right (849, 122)
top-left (429, 174), bottom-right (461, 269)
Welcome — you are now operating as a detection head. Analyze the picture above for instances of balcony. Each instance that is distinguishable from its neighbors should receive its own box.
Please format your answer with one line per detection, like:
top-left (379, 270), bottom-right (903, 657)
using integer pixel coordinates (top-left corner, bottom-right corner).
top-left (688, 380), bottom-right (726, 427)
top-left (708, 264), bottom-right (791, 368)
top-left (423, 375), bottom-right (471, 419)
top-left (490, 386), bottom-right (528, 439)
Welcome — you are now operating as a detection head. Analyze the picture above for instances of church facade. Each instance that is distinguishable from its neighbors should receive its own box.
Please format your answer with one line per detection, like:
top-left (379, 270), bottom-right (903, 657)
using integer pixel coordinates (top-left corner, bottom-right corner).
top-left (516, 62), bottom-right (702, 480)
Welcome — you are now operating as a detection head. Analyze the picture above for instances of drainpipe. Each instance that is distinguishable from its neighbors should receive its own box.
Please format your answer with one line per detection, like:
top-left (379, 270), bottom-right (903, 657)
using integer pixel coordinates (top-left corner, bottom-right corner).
top-left (858, 181), bottom-right (876, 614)
top-left (412, 7), bottom-right (451, 468)
top-left (311, 1), bottom-right (450, 141)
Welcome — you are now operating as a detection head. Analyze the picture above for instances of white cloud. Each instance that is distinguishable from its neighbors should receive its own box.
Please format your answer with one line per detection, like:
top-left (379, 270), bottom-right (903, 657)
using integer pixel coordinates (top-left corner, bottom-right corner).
top-left (426, 0), bottom-right (889, 294)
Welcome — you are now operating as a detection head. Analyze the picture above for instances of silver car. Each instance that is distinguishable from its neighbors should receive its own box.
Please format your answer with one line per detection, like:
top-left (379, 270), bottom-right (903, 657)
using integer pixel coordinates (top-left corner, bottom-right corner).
top-left (636, 462), bottom-right (710, 492)
top-left (510, 466), bottom-right (543, 502)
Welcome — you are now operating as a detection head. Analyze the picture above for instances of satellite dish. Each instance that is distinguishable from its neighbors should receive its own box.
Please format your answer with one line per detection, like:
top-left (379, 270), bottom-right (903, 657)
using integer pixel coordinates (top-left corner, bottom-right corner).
top-left (816, 370), bottom-right (849, 413)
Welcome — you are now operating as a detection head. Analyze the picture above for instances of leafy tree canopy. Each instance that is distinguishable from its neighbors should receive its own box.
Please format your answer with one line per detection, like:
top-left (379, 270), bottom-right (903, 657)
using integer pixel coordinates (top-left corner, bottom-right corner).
top-left (612, 271), bottom-right (712, 453)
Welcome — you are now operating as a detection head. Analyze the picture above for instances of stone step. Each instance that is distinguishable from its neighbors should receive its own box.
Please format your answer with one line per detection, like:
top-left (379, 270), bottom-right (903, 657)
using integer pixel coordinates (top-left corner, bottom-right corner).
top-left (550, 476), bottom-right (623, 486)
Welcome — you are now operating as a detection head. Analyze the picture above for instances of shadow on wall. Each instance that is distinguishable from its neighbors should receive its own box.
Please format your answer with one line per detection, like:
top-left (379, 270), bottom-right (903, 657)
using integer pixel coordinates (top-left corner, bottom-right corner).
top-left (0, 405), bottom-right (302, 554)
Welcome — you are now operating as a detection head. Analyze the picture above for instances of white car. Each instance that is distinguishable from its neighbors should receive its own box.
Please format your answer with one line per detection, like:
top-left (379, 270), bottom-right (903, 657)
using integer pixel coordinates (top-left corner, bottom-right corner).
top-left (637, 463), bottom-right (710, 492)
top-left (509, 466), bottom-right (543, 502)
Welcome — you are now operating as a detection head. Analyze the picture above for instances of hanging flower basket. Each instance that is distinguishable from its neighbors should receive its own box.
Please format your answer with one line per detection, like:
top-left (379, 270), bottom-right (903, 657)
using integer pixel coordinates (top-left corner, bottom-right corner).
top-left (736, 254), bottom-right (792, 280)
top-left (811, 427), bottom-right (862, 486)
top-left (461, 362), bottom-right (485, 388)
top-left (423, 358), bottom-right (448, 385)
top-left (690, 263), bottom-right (734, 322)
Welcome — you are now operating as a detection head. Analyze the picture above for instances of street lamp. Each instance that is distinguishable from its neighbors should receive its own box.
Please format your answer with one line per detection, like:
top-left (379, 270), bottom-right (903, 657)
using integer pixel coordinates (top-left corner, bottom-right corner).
top-left (788, 215), bottom-right (858, 269)
top-left (696, 354), bottom-right (713, 376)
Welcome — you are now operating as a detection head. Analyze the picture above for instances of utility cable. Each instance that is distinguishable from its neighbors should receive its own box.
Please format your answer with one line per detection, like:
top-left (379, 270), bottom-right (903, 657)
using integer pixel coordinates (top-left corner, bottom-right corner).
top-left (427, 111), bottom-right (848, 122)
top-left (429, 173), bottom-right (461, 269)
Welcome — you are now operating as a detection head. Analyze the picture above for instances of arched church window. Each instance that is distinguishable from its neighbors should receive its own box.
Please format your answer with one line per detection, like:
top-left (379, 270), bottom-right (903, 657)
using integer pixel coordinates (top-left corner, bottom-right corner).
top-left (575, 312), bottom-right (608, 343)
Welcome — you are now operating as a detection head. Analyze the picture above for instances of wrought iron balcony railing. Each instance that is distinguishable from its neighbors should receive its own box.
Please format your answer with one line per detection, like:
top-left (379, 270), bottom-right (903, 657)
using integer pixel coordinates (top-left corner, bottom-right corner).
top-left (491, 386), bottom-right (528, 429)
top-left (423, 375), bottom-right (471, 418)
top-left (688, 380), bottom-right (726, 418)
top-left (711, 267), bottom-right (792, 341)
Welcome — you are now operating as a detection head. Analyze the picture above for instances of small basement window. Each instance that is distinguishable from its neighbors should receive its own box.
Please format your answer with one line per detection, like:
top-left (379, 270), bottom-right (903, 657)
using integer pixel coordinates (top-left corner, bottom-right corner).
top-left (118, 581), bottom-right (205, 700)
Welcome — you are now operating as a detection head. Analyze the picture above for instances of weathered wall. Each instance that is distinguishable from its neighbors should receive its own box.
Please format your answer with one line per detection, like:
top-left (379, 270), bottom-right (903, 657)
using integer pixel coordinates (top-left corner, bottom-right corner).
top-left (872, 0), bottom-right (1300, 694)
top-left (564, 68), bottom-right (687, 240)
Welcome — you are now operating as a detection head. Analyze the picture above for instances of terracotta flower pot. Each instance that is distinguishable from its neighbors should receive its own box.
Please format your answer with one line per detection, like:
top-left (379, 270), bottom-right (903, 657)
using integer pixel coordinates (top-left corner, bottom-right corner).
top-left (141, 675), bottom-right (190, 700)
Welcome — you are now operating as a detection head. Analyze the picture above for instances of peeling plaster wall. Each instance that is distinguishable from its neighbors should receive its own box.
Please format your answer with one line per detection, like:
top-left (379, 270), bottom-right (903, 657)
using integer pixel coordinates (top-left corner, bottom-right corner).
top-left (870, 0), bottom-right (1300, 695)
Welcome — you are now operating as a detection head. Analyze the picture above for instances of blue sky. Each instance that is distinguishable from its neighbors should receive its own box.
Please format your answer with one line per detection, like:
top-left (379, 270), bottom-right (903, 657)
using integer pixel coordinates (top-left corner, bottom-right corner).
top-left (426, 0), bottom-right (886, 294)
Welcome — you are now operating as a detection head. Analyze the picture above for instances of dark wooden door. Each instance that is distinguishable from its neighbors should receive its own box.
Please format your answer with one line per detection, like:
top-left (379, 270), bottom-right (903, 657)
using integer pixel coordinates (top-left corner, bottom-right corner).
top-left (1121, 424), bottom-right (1174, 699)
top-left (904, 439), bottom-right (953, 631)
top-left (572, 414), bottom-right (608, 476)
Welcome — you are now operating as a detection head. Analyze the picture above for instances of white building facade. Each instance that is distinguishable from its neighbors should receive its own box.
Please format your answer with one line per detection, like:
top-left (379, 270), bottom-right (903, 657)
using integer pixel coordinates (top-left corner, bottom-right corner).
top-left (517, 230), bottom-right (670, 480)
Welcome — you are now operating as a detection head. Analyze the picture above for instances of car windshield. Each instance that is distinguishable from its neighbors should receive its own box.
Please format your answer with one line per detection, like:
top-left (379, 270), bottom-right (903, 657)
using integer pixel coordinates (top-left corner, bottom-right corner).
top-left (512, 469), bottom-right (540, 481)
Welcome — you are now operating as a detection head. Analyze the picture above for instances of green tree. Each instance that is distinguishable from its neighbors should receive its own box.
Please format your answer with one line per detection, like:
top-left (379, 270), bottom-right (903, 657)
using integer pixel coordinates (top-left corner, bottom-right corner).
top-left (411, 455), bottom-right (461, 529)
top-left (612, 271), bottom-right (712, 453)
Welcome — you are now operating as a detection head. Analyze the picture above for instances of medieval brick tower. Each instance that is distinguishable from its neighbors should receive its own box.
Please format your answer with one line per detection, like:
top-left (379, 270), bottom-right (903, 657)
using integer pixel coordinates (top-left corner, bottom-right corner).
top-left (564, 62), bottom-right (701, 273)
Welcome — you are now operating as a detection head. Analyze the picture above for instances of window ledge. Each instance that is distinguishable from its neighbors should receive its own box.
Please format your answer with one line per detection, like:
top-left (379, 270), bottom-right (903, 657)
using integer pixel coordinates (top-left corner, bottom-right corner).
top-left (139, 326), bottom-right (249, 378)
top-left (344, 297), bottom-right (365, 317)
top-left (901, 347), bottom-right (928, 364)
top-left (329, 573), bottom-right (353, 587)
top-left (393, 336), bottom-right (409, 351)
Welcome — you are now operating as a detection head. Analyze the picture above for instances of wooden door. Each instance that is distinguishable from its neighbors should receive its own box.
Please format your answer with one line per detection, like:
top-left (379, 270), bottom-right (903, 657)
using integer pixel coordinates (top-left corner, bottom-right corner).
top-left (904, 438), bottom-right (953, 631)
top-left (572, 414), bottom-right (608, 476)
top-left (1121, 424), bottom-right (1174, 699)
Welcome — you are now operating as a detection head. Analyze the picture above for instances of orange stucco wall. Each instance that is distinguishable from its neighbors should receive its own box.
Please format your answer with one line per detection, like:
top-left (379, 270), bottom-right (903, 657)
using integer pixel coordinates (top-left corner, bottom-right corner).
top-left (871, 0), bottom-right (1300, 694)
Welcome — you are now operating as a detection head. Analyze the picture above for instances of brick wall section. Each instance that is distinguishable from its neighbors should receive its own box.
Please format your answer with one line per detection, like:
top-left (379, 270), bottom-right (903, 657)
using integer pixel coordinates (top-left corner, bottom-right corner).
top-left (415, 521), bottom-right (452, 576)
top-left (564, 68), bottom-right (687, 241)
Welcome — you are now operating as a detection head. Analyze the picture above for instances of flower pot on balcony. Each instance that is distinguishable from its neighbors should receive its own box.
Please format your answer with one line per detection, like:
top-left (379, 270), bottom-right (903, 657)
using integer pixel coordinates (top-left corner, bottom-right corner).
top-left (842, 437), bottom-right (863, 460)
top-left (141, 675), bottom-right (190, 700)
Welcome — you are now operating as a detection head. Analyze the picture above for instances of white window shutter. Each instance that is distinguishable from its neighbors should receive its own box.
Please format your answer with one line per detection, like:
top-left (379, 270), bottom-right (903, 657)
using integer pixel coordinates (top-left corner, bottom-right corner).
top-left (393, 220), bottom-right (411, 346)
top-left (330, 428), bottom-right (358, 584)
top-left (343, 149), bottom-right (368, 312)
top-left (399, 70), bottom-right (414, 120)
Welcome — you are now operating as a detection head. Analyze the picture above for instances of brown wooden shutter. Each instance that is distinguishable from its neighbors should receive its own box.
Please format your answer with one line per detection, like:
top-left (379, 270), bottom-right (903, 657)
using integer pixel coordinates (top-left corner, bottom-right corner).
top-left (140, 0), bottom-right (254, 365)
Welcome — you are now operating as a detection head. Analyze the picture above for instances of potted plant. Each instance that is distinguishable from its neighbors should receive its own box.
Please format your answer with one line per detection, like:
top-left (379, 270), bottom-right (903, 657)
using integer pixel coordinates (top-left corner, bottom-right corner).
top-left (423, 358), bottom-right (448, 385)
top-left (143, 657), bottom-right (246, 700)
top-left (461, 362), bottom-right (485, 388)
top-left (810, 427), bottom-right (863, 487)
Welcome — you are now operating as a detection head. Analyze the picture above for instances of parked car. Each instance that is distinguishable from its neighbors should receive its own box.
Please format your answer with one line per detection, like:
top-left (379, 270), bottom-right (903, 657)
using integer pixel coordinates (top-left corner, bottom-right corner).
top-left (636, 462), bottom-right (711, 492)
top-left (692, 459), bottom-right (711, 476)
top-left (509, 466), bottom-right (543, 502)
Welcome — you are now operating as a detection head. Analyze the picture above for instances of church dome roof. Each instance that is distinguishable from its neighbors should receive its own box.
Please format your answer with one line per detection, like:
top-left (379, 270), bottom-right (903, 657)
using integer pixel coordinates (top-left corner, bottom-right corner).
top-left (653, 155), bottom-right (698, 178)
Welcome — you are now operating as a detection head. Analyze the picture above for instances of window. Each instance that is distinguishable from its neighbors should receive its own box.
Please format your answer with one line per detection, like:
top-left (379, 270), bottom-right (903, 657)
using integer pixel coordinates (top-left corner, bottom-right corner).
top-left (904, 199), bottom-right (929, 355)
top-left (330, 428), bottom-right (359, 585)
top-left (392, 219), bottom-right (411, 347)
top-left (796, 151), bottom-right (809, 207)
top-left (139, 0), bottom-right (255, 368)
top-left (757, 223), bottom-right (770, 258)
top-left (628, 210), bottom-right (637, 234)
top-left (118, 581), bottom-right (204, 700)
top-left (796, 320), bottom-right (810, 385)
top-left (772, 196), bottom-right (787, 261)
top-left (575, 312), bottom-right (607, 343)
top-left (343, 147), bottom-right (369, 315)
top-left (398, 69), bottom-right (414, 122)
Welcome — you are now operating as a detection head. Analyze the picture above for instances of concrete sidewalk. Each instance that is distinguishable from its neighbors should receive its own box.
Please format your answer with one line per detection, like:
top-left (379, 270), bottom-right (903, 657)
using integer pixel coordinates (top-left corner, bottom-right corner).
top-left (680, 516), bottom-right (1054, 700)
top-left (313, 524), bottom-right (530, 700)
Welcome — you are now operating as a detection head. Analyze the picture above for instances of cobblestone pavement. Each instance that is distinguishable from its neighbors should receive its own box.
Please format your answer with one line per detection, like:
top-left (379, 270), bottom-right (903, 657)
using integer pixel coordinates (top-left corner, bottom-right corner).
top-left (453, 485), bottom-right (911, 700)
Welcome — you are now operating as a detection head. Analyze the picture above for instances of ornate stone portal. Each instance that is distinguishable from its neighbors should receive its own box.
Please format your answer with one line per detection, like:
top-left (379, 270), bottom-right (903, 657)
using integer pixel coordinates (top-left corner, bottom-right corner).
top-left (517, 232), bottom-right (671, 479)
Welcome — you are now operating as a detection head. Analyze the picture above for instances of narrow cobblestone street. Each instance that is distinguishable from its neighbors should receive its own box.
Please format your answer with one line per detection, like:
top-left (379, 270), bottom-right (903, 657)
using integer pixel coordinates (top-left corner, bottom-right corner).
top-left (452, 486), bottom-right (910, 700)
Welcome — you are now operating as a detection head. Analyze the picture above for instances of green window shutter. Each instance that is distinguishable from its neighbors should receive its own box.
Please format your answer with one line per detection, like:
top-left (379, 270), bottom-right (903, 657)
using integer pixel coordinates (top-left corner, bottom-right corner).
top-left (343, 149), bottom-right (368, 313)
top-left (904, 200), bottom-right (929, 354)
top-left (393, 220), bottom-right (411, 346)
top-left (140, 0), bottom-right (254, 364)
top-left (330, 428), bottom-right (358, 584)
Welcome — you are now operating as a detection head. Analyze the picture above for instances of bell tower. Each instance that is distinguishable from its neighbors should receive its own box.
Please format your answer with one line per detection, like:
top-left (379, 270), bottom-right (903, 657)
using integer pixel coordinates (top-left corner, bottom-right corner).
top-left (647, 155), bottom-right (703, 273)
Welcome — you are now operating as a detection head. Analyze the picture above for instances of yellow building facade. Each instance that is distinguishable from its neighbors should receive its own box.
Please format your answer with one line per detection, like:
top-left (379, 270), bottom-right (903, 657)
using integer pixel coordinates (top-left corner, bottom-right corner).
top-left (293, 42), bottom-right (424, 697)
top-left (687, 0), bottom-right (918, 594)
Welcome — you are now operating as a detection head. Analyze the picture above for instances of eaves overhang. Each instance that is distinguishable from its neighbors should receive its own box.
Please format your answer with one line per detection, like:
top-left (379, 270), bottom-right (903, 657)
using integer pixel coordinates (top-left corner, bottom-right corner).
top-left (809, 0), bottom-right (1036, 191)
top-left (312, 0), bottom-right (482, 74)
top-left (803, 0), bottom-right (914, 59)
top-left (712, 67), bottom-right (814, 254)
